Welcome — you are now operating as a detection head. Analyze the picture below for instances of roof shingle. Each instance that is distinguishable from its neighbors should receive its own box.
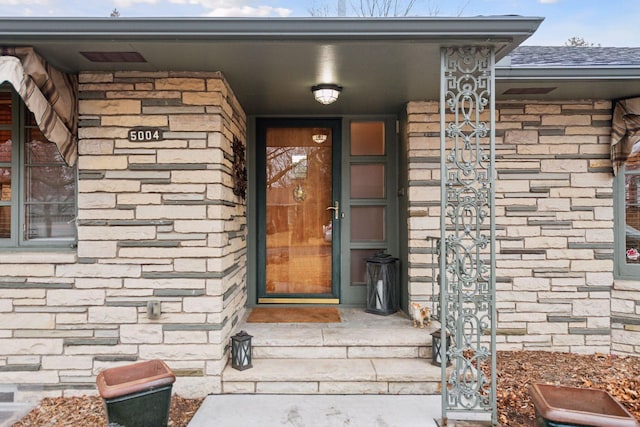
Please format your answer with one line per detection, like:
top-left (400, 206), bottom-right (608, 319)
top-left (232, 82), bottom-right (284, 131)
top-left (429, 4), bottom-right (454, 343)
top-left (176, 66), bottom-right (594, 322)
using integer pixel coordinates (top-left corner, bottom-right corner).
top-left (510, 46), bottom-right (640, 67)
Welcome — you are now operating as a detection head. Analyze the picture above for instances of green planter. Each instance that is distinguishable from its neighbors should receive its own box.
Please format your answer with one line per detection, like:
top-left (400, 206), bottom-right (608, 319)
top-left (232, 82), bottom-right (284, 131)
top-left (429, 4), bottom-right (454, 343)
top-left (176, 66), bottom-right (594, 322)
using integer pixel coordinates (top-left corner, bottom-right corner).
top-left (97, 360), bottom-right (176, 427)
top-left (529, 384), bottom-right (640, 427)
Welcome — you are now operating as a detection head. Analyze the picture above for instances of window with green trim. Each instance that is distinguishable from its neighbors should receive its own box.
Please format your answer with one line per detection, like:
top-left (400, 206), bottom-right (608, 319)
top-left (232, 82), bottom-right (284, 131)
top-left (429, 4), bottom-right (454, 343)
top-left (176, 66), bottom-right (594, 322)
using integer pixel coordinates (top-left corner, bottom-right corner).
top-left (616, 156), bottom-right (640, 278)
top-left (0, 86), bottom-right (76, 248)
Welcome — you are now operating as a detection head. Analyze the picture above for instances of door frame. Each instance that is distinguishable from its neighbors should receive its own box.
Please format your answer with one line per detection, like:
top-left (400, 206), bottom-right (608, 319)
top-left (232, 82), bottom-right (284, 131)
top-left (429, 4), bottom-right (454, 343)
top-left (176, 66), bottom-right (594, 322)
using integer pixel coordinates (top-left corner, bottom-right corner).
top-left (254, 117), bottom-right (342, 304)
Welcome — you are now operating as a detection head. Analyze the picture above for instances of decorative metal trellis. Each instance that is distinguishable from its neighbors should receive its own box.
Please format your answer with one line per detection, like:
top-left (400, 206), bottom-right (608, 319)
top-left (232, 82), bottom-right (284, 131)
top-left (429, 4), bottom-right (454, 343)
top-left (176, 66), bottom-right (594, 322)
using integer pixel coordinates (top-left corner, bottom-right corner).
top-left (439, 46), bottom-right (497, 425)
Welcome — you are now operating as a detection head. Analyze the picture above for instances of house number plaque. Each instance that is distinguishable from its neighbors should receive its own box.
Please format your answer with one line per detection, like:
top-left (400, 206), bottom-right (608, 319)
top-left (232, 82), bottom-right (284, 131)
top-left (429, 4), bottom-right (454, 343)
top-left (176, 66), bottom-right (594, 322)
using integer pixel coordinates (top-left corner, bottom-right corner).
top-left (128, 127), bottom-right (164, 142)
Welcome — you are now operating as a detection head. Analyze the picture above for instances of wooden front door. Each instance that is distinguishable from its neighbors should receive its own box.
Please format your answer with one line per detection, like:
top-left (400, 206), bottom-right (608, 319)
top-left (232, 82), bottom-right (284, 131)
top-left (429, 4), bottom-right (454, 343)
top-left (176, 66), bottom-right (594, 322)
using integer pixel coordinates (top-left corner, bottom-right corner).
top-left (256, 119), bottom-right (341, 303)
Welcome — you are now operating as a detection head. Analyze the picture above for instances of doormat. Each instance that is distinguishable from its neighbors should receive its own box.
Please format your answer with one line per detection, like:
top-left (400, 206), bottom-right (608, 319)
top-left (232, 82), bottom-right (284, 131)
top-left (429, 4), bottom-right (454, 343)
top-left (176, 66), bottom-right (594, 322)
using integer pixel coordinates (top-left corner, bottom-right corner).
top-left (247, 307), bottom-right (341, 323)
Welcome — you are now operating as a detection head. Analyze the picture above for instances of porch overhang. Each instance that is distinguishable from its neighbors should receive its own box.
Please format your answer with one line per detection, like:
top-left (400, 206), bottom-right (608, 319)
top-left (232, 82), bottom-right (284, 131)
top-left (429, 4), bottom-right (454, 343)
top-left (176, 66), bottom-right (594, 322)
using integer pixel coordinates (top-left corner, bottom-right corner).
top-left (496, 66), bottom-right (640, 101)
top-left (0, 16), bottom-right (543, 115)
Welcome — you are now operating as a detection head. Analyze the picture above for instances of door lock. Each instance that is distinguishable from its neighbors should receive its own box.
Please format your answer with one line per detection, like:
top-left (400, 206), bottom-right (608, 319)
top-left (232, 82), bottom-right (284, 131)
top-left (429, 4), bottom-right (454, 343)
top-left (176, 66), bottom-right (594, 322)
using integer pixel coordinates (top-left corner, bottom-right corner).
top-left (326, 201), bottom-right (340, 220)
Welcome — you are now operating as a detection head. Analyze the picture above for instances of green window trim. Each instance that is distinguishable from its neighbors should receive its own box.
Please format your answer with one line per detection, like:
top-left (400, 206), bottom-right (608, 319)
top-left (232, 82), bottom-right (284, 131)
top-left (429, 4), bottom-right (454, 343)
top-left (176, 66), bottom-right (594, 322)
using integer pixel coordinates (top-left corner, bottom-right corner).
top-left (614, 164), bottom-right (640, 279)
top-left (0, 86), bottom-right (77, 249)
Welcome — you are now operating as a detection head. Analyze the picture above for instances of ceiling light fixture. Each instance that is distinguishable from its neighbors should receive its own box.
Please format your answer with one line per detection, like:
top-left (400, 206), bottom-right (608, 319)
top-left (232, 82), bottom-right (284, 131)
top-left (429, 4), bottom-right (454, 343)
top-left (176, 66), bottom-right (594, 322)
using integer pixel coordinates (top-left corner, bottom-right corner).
top-left (311, 84), bottom-right (342, 105)
top-left (312, 134), bottom-right (327, 144)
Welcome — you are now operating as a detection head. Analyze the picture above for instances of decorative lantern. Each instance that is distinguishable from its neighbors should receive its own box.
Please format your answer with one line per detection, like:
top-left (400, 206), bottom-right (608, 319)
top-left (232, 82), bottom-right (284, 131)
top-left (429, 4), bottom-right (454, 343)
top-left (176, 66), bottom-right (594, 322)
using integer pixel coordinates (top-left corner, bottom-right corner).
top-left (431, 329), bottom-right (452, 367)
top-left (231, 330), bottom-right (253, 371)
top-left (365, 252), bottom-right (399, 315)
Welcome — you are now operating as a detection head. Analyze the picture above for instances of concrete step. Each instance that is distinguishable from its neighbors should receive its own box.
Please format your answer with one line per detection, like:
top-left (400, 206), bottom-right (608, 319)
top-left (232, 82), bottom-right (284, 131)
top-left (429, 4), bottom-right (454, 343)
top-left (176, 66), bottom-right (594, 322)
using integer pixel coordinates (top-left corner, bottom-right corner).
top-left (245, 324), bottom-right (436, 359)
top-left (242, 317), bottom-right (435, 359)
top-left (224, 309), bottom-right (442, 395)
top-left (222, 358), bottom-right (442, 395)
top-left (253, 345), bottom-right (430, 359)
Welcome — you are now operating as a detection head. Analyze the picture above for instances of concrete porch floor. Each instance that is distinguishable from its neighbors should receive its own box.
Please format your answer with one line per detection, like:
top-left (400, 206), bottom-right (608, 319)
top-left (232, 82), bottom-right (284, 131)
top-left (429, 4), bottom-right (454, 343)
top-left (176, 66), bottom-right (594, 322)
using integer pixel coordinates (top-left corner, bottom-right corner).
top-left (239, 307), bottom-right (426, 329)
top-left (187, 394), bottom-right (494, 427)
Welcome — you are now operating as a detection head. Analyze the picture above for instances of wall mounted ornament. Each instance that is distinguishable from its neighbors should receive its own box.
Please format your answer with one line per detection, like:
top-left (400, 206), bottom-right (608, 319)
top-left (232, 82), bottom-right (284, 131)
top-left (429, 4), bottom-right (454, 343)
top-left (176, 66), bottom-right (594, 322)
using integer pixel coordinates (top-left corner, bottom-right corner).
top-left (293, 184), bottom-right (306, 202)
top-left (232, 136), bottom-right (247, 200)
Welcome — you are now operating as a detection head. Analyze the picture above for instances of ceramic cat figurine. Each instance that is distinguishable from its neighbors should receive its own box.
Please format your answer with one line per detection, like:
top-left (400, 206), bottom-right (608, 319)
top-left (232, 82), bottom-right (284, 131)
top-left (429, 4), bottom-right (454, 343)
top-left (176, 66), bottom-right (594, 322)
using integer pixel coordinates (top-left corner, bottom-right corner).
top-left (411, 302), bottom-right (431, 328)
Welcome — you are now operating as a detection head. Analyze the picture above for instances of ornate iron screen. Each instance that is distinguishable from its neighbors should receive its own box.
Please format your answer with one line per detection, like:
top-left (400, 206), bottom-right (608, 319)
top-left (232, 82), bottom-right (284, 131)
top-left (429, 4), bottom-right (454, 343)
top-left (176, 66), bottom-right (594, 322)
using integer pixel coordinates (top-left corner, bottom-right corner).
top-left (439, 46), bottom-right (497, 425)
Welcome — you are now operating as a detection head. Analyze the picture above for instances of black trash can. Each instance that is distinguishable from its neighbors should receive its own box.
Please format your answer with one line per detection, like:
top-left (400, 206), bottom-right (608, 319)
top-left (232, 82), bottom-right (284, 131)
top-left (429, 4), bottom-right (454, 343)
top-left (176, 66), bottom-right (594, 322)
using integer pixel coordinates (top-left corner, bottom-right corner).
top-left (96, 359), bottom-right (176, 427)
top-left (365, 252), bottom-right (399, 315)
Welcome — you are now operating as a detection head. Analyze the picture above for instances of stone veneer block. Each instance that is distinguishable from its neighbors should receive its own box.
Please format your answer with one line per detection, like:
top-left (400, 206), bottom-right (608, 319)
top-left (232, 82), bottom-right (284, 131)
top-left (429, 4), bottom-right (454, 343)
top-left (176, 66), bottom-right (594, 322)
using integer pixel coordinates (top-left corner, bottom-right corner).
top-left (120, 324), bottom-right (163, 344)
top-left (347, 346), bottom-right (420, 359)
top-left (78, 179), bottom-right (141, 193)
top-left (389, 382), bottom-right (441, 395)
top-left (319, 382), bottom-right (389, 394)
top-left (88, 307), bottom-right (138, 324)
top-left (0, 265), bottom-right (55, 277)
top-left (247, 328), bottom-right (324, 347)
top-left (136, 205), bottom-right (207, 219)
top-left (371, 359), bottom-right (438, 382)
top-left (173, 376), bottom-right (222, 399)
top-left (252, 346), bottom-right (347, 359)
top-left (223, 381), bottom-right (255, 394)
top-left (101, 115), bottom-right (168, 127)
top-left (139, 344), bottom-right (223, 361)
top-left (168, 115), bottom-right (222, 132)
top-left (78, 156), bottom-right (128, 171)
top-left (322, 328), bottom-right (430, 347)
top-left (155, 78), bottom-right (206, 91)
top-left (0, 371), bottom-right (60, 384)
top-left (47, 290), bottom-right (105, 306)
top-left (57, 264), bottom-right (141, 279)
top-left (79, 99), bottom-right (141, 115)
top-left (0, 339), bottom-right (63, 355)
top-left (0, 314), bottom-right (54, 330)
top-left (255, 382), bottom-right (319, 394)
top-left (223, 359), bottom-right (376, 382)
top-left (164, 331), bottom-right (208, 344)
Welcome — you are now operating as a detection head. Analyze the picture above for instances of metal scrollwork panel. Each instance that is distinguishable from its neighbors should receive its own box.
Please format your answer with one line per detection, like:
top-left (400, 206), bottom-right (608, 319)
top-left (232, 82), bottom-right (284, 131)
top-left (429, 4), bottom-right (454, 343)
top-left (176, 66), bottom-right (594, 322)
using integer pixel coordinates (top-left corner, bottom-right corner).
top-left (440, 46), bottom-right (496, 424)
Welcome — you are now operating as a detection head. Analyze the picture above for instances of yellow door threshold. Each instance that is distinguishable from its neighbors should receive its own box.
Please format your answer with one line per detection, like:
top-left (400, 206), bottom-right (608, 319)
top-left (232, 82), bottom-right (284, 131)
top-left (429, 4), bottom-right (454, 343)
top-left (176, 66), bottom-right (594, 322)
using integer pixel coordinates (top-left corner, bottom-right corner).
top-left (257, 298), bottom-right (340, 304)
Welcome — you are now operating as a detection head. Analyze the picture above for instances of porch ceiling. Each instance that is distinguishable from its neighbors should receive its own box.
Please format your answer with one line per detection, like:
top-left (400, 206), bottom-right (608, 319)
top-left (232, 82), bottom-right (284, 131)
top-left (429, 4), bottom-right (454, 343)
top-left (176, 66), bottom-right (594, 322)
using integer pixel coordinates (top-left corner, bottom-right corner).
top-left (0, 17), bottom-right (549, 115)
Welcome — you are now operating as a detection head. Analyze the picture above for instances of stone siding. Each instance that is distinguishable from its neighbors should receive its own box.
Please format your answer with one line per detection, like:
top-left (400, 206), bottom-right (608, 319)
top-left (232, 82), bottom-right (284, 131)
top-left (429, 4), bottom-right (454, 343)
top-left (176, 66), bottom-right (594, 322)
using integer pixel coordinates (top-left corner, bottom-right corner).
top-left (406, 99), bottom-right (639, 355)
top-left (0, 71), bottom-right (247, 398)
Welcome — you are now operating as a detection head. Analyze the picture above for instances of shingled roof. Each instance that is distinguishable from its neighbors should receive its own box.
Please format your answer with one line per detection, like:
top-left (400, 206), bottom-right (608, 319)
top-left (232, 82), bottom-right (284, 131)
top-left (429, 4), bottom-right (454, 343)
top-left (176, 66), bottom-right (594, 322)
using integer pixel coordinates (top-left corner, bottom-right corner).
top-left (509, 46), bottom-right (640, 67)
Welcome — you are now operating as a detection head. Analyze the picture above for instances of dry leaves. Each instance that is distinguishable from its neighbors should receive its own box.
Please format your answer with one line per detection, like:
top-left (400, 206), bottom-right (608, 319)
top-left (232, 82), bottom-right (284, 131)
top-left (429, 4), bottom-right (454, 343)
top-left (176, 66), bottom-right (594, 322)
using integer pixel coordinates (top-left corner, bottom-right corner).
top-left (11, 351), bottom-right (640, 426)
top-left (12, 395), bottom-right (203, 427)
top-left (494, 351), bottom-right (640, 426)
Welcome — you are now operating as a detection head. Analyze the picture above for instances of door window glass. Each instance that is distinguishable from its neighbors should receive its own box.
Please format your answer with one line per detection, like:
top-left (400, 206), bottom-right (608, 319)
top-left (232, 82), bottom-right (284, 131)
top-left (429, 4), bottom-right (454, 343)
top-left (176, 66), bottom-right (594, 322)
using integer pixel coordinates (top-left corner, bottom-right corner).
top-left (350, 206), bottom-right (385, 241)
top-left (351, 164), bottom-right (385, 199)
top-left (351, 121), bottom-right (384, 156)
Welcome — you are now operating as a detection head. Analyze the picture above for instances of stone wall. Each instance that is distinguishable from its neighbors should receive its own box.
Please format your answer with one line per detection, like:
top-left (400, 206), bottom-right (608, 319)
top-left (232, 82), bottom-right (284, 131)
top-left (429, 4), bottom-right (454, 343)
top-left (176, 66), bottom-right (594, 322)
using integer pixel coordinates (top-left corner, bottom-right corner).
top-left (0, 71), bottom-right (247, 398)
top-left (406, 99), bottom-right (639, 355)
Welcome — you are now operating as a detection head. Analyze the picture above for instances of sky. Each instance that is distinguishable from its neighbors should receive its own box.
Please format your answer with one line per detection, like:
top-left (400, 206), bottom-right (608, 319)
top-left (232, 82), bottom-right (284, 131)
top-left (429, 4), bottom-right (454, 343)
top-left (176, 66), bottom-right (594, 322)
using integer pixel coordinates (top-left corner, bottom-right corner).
top-left (0, 0), bottom-right (639, 47)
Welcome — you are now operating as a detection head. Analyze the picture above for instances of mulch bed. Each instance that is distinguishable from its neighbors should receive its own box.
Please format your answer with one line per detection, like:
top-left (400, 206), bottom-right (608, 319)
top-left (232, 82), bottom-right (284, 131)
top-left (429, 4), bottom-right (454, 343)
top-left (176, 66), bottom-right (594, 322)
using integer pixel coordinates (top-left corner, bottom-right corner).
top-left (12, 395), bottom-right (202, 427)
top-left (12, 351), bottom-right (640, 426)
top-left (494, 350), bottom-right (640, 426)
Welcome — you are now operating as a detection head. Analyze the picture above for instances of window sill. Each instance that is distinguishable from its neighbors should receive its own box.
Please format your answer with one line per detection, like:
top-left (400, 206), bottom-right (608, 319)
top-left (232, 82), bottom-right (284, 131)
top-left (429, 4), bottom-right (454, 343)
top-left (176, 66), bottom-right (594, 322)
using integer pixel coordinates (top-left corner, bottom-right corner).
top-left (613, 277), bottom-right (640, 288)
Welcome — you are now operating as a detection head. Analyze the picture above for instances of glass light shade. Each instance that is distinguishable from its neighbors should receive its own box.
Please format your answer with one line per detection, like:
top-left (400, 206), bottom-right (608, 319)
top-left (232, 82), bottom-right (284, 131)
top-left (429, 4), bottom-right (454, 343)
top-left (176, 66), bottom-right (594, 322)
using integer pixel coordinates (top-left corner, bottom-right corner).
top-left (312, 134), bottom-right (327, 144)
top-left (312, 84), bottom-right (342, 105)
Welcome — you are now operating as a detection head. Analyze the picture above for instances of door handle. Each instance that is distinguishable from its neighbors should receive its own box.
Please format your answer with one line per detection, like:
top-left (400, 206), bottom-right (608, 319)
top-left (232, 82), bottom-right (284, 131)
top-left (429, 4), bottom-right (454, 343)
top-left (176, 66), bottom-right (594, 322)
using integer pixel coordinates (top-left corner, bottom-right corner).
top-left (326, 201), bottom-right (339, 220)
